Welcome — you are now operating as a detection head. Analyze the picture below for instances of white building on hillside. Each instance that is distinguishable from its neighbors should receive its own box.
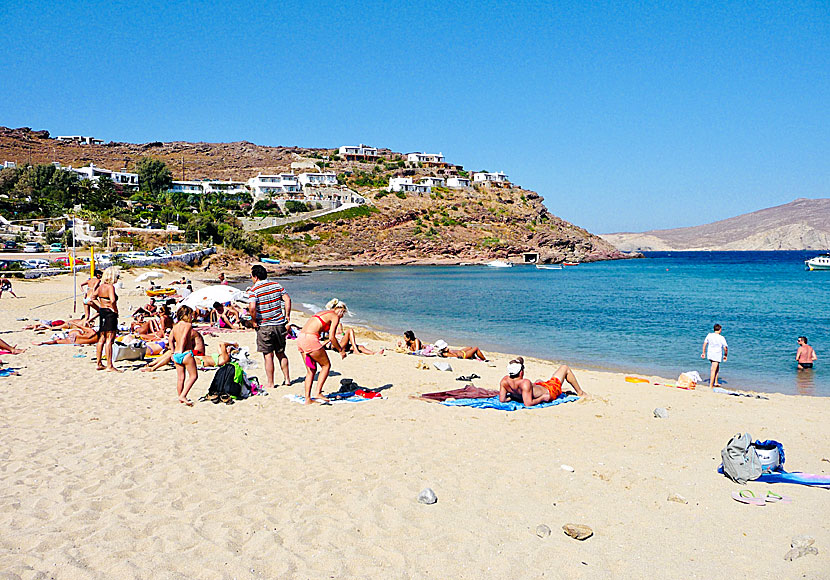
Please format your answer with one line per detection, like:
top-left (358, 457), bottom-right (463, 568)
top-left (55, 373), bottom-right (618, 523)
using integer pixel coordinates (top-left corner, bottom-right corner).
top-left (388, 177), bottom-right (430, 194)
top-left (247, 173), bottom-right (301, 199)
top-left (298, 172), bottom-right (338, 187)
top-left (56, 135), bottom-right (104, 145)
top-left (406, 152), bottom-right (446, 166)
top-left (338, 144), bottom-right (379, 161)
top-left (447, 176), bottom-right (471, 188)
top-left (70, 163), bottom-right (139, 190)
top-left (472, 171), bottom-right (509, 184)
top-left (2, 161), bottom-right (16, 169)
top-left (419, 176), bottom-right (445, 187)
top-left (170, 181), bottom-right (205, 195)
top-left (204, 180), bottom-right (248, 196)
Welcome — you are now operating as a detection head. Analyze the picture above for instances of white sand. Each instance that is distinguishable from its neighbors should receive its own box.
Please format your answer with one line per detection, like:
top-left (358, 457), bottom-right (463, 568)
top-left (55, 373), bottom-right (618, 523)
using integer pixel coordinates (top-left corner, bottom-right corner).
top-left (0, 272), bottom-right (828, 579)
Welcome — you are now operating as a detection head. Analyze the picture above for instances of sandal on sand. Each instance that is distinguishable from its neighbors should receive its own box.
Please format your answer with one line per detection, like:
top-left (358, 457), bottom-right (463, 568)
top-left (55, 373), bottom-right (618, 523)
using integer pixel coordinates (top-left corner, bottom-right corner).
top-left (731, 490), bottom-right (765, 506)
top-left (199, 393), bottom-right (219, 403)
top-left (764, 491), bottom-right (793, 504)
top-left (220, 393), bottom-right (235, 405)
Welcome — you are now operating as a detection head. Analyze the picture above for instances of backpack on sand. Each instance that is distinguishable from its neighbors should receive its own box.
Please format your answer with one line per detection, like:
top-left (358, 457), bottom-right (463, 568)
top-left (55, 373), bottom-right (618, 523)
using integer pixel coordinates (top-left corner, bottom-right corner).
top-left (721, 433), bottom-right (762, 484)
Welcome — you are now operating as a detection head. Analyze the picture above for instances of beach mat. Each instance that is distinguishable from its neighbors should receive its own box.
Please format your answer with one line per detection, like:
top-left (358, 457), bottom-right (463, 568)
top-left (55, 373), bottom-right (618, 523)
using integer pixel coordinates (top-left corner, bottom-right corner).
top-left (717, 466), bottom-right (830, 488)
top-left (420, 385), bottom-right (499, 402)
top-left (442, 393), bottom-right (579, 411)
top-left (284, 393), bottom-right (379, 405)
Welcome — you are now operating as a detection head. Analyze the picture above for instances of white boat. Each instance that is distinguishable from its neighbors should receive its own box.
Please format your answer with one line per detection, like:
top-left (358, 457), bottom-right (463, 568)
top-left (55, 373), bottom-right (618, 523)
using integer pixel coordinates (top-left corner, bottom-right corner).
top-left (486, 260), bottom-right (513, 268)
top-left (805, 254), bottom-right (830, 270)
top-left (536, 264), bottom-right (563, 270)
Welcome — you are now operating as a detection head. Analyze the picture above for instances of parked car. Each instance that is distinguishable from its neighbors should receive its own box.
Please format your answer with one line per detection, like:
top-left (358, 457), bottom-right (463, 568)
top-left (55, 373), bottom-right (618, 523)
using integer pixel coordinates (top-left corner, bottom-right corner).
top-left (22, 259), bottom-right (50, 269)
top-left (23, 242), bottom-right (43, 253)
top-left (49, 243), bottom-right (64, 252)
top-left (53, 256), bottom-right (86, 267)
top-left (2, 240), bottom-right (18, 251)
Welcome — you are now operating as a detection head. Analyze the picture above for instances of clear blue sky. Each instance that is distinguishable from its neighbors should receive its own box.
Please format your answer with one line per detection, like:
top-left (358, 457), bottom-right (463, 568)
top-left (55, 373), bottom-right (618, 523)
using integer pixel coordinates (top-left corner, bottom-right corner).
top-left (1, 1), bottom-right (827, 233)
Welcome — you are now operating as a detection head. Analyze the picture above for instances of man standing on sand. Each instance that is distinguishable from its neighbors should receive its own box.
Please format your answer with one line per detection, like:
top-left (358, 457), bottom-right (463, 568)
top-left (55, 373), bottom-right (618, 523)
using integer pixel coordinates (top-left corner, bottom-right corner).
top-left (247, 264), bottom-right (291, 389)
top-left (796, 336), bottom-right (817, 370)
top-left (499, 356), bottom-right (585, 407)
top-left (701, 324), bottom-right (728, 387)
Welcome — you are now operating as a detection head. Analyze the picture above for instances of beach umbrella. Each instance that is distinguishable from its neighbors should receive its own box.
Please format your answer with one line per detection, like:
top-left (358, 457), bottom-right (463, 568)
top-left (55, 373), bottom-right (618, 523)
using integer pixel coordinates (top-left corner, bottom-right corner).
top-left (135, 271), bottom-right (165, 283)
top-left (181, 285), bottom-right (245, 309)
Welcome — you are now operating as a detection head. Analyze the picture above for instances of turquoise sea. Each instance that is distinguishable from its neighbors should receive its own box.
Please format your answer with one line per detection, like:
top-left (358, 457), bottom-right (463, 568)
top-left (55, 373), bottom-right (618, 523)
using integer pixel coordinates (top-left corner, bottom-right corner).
top-left (275, 251), bottom-right (829, 396)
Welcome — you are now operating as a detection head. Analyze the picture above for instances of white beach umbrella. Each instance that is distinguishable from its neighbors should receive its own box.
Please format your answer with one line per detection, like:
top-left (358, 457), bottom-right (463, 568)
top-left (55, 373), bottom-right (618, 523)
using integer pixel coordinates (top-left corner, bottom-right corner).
top-left (135, 271), bottom-right (165, 283)
top-left (181, 285), bottom-right (245, 309)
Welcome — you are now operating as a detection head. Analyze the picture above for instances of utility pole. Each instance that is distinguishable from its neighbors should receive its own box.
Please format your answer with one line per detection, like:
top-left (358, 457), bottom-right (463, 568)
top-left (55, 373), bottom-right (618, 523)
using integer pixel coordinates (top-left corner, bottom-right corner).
top-left (181, 155), bottom-right (185, 181)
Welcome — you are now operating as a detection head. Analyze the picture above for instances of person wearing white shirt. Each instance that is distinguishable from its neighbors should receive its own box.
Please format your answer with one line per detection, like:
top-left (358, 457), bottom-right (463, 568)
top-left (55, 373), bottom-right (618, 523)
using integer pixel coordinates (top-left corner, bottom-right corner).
top-left (701, 324), bottom-right (728, 387)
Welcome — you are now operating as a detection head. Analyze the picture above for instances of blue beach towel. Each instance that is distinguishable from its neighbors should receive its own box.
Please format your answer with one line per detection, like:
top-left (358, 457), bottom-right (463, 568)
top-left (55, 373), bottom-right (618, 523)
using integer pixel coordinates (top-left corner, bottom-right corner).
top-left (442, 394), bottom-right (580, 411)
top-left (717, 466), bottom-right (830, 488)
top-left (283, 394), bottom-right (373, 405)
top-left (0, 368), bottom-right (18, 377)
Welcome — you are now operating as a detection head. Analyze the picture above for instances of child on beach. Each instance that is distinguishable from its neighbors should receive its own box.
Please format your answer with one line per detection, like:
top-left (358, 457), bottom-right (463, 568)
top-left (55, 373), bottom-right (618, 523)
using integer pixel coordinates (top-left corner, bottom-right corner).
top-left (171, 305), bottom-right (198, 406)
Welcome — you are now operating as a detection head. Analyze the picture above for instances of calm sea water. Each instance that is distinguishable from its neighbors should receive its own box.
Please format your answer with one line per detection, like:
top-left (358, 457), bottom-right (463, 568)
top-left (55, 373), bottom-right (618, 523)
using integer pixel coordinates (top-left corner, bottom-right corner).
top-left (272, 251), bottom-right (830, 396)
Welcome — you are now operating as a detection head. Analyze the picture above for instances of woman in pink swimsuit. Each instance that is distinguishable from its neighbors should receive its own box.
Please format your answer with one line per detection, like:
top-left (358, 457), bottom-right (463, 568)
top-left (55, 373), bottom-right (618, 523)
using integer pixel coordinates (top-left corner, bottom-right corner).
top-left (297, 299), bottom-right (349, 404)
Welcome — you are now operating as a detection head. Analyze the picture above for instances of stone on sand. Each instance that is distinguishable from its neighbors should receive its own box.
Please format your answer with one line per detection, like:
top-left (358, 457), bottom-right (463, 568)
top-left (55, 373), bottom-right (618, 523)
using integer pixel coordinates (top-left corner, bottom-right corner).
top-left (418, 488), bottom-right (438, 504)
top-left (563, 523), bottom-right (593, 540)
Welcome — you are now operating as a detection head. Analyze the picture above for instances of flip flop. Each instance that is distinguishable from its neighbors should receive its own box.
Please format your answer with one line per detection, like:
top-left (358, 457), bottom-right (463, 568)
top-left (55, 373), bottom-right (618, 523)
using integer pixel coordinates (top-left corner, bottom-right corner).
top-left (764, 491), bottom-right (793, 504)
top-left (220, 394), bottom-right (235, 405)
top-left (731, 490), bottom-right (765, 506)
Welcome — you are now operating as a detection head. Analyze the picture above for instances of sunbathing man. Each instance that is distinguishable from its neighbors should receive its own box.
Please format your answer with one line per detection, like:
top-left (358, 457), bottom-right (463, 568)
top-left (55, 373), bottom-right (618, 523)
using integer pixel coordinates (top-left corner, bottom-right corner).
top-left (435, 339), bottom-right (487, 361)
top-left (499, 356), bottom-right (585, 407)
top-left (35, 323), bottom-right (98, 346)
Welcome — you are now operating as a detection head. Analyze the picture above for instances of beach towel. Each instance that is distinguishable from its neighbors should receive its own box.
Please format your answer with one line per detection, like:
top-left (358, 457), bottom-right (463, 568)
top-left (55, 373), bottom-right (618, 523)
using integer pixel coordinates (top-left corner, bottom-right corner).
top-left (283, 393), bottom-right (379, 405)
top-left (420, 385), bottom-right (499, 402)
top-left (717, 466), bottom-right (830, 488)
top-left (442, 393), bottom-right (580, 411)
top-left (0, 368), bottom-right (19, 377)
top-left (408, 347), bottom-right (438, 357)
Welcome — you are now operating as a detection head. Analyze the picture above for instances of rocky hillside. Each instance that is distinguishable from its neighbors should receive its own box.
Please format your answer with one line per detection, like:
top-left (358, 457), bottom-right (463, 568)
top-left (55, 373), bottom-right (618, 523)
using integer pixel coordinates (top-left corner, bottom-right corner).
top-left (0, 126), bottom-right (632, 264)
top-left (601, 198), bottom-right (830, 251)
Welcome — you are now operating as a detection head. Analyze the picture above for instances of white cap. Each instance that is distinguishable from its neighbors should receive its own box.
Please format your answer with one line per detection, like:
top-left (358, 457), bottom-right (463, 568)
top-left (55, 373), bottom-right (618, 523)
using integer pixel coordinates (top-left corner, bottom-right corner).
top-left (507, 362), bottom-right (523, 377)
top-left (433, 339), bottom-right (448, 351)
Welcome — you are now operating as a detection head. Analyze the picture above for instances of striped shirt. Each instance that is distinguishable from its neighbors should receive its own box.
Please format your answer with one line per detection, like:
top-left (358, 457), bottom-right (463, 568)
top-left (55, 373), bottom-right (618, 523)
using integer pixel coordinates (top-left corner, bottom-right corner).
top-left (250, 280), bottom-right (287, 326)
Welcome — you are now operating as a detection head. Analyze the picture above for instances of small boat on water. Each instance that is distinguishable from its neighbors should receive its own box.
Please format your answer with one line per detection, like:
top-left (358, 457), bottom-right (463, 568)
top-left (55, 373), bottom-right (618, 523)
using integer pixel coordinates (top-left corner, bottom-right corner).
top-left (536, 264), bottom-right (563, 270)
top-left (805, 254), bottom-right (830, 271)
top-left (563, 262), bottom-right (580, 266)
top-left (146, 287), bottom-right (176, 297)
top-left (486, 260), bottom-right (513, 268)
top-left (261, 257), bottom-right (281, 265)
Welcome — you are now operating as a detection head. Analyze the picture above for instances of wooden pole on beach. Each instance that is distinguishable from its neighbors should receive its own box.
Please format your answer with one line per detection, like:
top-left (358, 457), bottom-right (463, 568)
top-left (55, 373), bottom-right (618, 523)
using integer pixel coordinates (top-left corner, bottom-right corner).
top-left (72, 215), bottom-right (77, 313)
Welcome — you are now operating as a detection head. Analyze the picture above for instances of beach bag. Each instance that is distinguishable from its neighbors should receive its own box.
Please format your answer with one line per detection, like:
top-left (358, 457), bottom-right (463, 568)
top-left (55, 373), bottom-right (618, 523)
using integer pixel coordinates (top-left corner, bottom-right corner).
top-left (676, 372), bottom-right (697, 389)
top-left (112, 342), bottom-right (147, 362)
top-left (721, 433), bottom-right (762, 484)
top-left (208, 364), bottom-right (251, 399)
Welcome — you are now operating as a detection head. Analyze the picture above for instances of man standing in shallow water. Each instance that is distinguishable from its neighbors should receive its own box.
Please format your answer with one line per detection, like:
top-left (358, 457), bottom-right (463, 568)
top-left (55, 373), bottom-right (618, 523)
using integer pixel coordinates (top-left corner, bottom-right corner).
top-left (701, 324), bottom-right (728, 387)
top-left (796, 336), bottom-right (817, 370)
top-left (247, 264), bottom-right (291, 389)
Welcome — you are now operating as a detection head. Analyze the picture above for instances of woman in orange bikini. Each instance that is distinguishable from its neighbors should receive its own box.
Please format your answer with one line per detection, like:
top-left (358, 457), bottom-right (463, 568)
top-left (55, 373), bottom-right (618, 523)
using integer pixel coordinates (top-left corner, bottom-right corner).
top-left (296, 299), bottom-right (349, 404)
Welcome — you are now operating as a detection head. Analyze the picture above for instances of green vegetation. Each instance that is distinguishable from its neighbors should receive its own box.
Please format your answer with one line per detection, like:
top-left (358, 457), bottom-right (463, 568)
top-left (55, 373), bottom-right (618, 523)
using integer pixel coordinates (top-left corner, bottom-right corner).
top-left (137, 157), bottom-right (172, 196)
top-left (394, 191), bottom-right (406, 199)
top-left (258, 205), bottom-right (378, 235)
top-left (480, 236), bottom-right (501, 247)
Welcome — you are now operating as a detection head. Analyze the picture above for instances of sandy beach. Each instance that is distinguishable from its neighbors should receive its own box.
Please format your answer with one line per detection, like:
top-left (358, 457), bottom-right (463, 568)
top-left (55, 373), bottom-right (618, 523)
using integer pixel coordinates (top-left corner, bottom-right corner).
top-left (0, 271), bottom-right (828, 579)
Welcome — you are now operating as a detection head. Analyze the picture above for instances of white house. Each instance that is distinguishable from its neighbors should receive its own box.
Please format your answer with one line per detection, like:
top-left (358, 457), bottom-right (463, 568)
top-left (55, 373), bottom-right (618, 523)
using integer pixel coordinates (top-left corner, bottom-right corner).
top-left (247, 173), bottom-right (301, 199)
top-left (70, 163), bottom-right (139, 190)
top-left (406, 152), bottom-right (446, 166)
top-left (298, 172), bottom-right (338, 187)
top-left (204, 181), bottom-right (248, 196)
top-left (2, 161), bottom-right (16, 169)
top-left (169, 181), bottom-right (205, 195)
top-left (472, 171), bottom-right (509, 184)
top-left (56, 135), bottom-right (104, 145)
top-left (446, 176), bottom-right (471, 188)
top-left (388, 177), bottom-right (431, 194)
top-left (338, 144), bottom-right (379, 161)
top-left (419, 176), bottom-right (445, 187)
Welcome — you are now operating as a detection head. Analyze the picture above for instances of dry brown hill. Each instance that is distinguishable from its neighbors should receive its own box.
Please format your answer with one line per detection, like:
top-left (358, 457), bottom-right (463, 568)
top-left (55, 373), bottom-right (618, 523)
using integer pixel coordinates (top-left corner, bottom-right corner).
top-left (601, 198), bottom-right (830, 251)
top-left (0, 126), bottom-right (632, 264)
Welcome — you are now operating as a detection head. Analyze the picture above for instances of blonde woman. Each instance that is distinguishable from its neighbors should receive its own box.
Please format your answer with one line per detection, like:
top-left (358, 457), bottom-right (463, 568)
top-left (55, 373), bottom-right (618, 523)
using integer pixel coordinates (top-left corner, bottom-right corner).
top-left (296, 298), bottom-right (349, 404)
top-left (93, 266), bottom-right (122, 372)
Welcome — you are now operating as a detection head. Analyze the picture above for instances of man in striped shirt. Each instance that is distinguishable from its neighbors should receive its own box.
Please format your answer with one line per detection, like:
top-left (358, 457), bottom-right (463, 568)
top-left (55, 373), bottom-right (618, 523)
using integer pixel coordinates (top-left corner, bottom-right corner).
top-left (248, 265), bottom-right (291, 389)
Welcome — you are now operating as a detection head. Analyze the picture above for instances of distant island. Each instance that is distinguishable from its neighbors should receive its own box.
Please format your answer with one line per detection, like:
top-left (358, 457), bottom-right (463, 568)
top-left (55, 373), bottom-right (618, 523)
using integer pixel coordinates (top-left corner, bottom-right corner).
top-left (601, 198), bottom-right (830, 251)
top-left (0, 126), bottom-right (632, 265)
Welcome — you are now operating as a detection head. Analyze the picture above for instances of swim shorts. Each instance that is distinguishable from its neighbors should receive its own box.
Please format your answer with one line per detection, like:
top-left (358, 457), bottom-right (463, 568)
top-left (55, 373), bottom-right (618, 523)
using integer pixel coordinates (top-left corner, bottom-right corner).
top-left (798, 362), bottom-right (813, 369)
top-left (99, 309), bottom-right (118, 333)
top-left (256, 324), bottom-right (286, 354)
top-left (534, 376), bottom-right (562, 399)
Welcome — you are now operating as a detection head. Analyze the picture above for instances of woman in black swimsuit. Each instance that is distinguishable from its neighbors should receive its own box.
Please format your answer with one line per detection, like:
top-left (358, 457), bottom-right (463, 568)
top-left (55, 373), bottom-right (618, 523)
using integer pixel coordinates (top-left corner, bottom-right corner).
top-left (93, 266), bottom-right (122, 372)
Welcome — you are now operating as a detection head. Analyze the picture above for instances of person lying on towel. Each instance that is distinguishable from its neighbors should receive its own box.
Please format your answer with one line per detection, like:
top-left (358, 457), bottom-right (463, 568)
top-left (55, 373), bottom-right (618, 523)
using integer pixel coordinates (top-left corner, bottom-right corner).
top-left (499, 357), bottom-right (585, 407)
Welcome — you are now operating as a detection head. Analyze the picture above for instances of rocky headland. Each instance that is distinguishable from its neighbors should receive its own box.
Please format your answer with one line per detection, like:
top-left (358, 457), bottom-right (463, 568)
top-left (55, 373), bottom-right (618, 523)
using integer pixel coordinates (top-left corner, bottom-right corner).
top-left (0, 126), bottom-right (633, 264)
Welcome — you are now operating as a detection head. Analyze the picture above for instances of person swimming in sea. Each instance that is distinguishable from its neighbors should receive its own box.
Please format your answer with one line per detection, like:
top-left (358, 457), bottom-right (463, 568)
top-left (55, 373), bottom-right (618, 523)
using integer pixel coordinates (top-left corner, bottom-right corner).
top-left (499, 356), bottom-right (585, 407)
top-left (170, 305), bottom-right (198, 406)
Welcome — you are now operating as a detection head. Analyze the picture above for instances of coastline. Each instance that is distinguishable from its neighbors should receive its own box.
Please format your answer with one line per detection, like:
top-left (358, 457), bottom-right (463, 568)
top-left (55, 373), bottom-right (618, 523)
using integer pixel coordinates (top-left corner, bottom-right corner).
top-left (1, 271), bottom-right (828, 578)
